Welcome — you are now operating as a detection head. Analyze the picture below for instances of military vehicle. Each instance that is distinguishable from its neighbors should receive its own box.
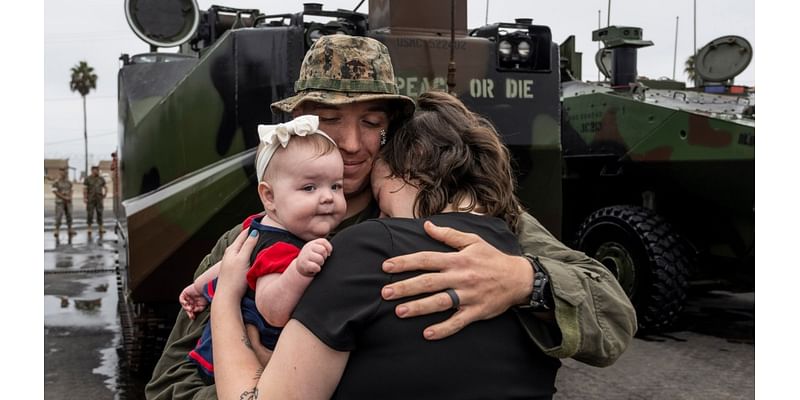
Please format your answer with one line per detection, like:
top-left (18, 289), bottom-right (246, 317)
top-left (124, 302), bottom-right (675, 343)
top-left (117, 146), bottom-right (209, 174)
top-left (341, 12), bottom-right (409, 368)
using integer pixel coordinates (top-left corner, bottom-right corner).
top-left (116, 0), bottom-right (753, 375)
top-left (559, 28), bottom-right (754, 331)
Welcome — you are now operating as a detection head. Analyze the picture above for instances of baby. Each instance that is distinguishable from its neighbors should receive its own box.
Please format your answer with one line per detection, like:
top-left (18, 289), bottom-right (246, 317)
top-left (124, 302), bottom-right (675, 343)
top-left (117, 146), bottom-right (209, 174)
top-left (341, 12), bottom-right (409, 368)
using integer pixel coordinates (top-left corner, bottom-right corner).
top-left (178, 115), bottom-right (347, 379)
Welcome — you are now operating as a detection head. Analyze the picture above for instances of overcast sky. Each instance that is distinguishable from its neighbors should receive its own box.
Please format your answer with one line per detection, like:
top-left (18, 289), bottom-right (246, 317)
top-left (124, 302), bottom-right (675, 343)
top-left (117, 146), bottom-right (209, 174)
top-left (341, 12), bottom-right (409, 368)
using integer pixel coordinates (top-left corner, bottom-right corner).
top-left (43, 0), bottom-right (755, 175)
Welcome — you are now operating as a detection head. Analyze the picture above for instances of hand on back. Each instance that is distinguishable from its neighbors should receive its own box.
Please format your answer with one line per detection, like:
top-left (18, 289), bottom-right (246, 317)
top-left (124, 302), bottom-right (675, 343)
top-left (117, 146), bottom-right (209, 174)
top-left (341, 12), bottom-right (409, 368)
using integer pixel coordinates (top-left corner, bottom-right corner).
top-left (381, 221), bottom-right (533, 340)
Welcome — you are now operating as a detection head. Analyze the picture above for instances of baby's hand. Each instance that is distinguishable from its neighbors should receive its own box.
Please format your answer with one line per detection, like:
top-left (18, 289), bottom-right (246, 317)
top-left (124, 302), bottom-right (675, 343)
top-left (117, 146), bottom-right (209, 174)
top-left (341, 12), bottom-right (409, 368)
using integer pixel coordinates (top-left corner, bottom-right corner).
top-left (296, 238), bottom-right (333, 277)
top-left (179, 283), bottom-right (209, 320)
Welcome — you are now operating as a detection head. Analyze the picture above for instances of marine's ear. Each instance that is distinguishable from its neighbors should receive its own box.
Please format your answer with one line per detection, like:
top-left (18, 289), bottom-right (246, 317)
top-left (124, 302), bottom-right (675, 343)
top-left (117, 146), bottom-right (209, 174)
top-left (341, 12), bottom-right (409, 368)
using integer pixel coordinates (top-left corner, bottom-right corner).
top-left (258, 181), bottom-right (276, 213)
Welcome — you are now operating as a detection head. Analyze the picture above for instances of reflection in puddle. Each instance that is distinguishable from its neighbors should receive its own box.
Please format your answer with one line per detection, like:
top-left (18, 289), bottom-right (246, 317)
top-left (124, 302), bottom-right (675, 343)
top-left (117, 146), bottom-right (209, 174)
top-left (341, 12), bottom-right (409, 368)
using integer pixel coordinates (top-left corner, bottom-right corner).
top-left (55, 256), bottom-right (73, 269)
top-left (45, 274), bottom-right (118, 328)
top-left (75, 298), bottom-right (103, 311)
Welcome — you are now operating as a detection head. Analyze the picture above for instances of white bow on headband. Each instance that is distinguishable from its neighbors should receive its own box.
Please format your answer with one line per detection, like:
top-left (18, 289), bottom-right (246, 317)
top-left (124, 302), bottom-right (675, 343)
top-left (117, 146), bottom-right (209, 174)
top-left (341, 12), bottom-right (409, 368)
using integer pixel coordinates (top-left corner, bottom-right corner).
top-left (255, 115), bottom-right (336, 182)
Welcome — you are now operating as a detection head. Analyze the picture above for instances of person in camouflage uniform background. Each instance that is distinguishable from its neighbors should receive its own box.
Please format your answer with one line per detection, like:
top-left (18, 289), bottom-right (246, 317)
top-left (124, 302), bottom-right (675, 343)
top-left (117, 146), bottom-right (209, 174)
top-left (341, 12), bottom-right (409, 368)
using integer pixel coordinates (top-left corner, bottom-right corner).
top-left (83, 165), bottom-right (107, 234)
top-left (51, 168), bottom-right (75, 237)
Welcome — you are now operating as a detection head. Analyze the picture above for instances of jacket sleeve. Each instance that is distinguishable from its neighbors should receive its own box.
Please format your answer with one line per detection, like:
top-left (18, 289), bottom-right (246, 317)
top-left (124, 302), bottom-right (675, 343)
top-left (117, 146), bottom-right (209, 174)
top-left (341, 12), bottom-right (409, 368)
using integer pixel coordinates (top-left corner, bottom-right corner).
top-left (513, 212), bottom-right (637, 367)
top-left (144, 223), bottom-right (242, 400)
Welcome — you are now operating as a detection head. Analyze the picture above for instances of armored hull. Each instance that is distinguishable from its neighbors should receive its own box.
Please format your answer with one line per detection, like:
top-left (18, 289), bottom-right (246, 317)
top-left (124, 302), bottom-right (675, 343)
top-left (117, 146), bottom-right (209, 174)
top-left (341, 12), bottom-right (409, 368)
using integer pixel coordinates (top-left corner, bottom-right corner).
top-left (560, 30), bottom-right (754, 331)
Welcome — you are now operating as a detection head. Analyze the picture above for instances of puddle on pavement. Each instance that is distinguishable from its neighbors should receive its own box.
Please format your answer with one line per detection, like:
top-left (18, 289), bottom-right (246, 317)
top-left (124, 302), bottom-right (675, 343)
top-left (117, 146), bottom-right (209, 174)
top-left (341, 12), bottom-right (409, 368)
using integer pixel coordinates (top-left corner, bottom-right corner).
top-left (54, 255), bottom-right (74, 269)
top-left (45, 213), bottom-right (129, 397)
top-left (93, 332), bottom-right (122, 396)
top-left (44, 246), bottom-right (116, 272)
top-left (44, 274), bottom-right (118, 328)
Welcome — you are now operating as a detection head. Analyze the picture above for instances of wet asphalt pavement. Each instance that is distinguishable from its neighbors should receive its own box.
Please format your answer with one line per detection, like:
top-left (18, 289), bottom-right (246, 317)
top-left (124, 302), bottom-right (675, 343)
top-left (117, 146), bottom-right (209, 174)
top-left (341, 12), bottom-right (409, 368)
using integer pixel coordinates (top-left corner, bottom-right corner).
top-left (44, 202), bottom-right (135, 400)
top-left (555, 289), bottom-right (754, 399)
top-left (44, 201), bottom-right (754, 399)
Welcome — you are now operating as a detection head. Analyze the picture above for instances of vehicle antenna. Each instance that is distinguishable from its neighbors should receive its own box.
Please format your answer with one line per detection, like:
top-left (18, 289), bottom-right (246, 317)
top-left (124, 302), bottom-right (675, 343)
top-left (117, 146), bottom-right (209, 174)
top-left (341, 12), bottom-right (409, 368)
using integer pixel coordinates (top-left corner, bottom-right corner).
top-left (598, 9), bottom-right (601, 81)
top-left (673, 16), bottom-right (679, 80)
top-left (353, 0), bottom-right (366, 12)
top-left (485, 0), bottom-right (489, 25)
top-left (607, 0), bottom-right (611, 26)
top-left (447, 0), bottom-right (457, 94)
top-left (693, 0), bottom-right (697, 87)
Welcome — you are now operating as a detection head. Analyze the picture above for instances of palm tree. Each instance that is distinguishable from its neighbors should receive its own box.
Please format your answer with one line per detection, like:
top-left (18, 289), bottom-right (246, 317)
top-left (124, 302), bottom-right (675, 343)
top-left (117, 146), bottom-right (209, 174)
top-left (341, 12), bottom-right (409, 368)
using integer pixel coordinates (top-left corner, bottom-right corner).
top-left (69, 61), bottom-right (98, 178)
top-left (684, 54), bottom-right (696, 87)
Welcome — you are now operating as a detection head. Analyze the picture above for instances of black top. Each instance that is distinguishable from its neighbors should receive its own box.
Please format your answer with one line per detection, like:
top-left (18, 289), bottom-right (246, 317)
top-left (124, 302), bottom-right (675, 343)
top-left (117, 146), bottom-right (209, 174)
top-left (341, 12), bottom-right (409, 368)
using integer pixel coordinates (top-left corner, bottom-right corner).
top-left (293, 213), bottom-right (560, 400)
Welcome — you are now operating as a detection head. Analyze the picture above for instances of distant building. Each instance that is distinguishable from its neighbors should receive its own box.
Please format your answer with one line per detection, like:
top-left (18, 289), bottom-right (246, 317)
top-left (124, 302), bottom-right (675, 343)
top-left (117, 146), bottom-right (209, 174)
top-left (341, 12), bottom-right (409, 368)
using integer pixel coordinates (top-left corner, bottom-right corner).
top-left (44, 159), bottom-right (69, 181)
top-left (97, 160), bottom-right (113, 179)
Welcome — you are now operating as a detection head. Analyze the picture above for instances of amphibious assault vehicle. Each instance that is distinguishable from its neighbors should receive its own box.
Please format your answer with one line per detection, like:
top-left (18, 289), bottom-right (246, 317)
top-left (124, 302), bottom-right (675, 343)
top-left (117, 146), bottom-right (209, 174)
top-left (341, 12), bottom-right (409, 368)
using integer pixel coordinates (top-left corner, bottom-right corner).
top-left (116, 0), bottom-right (753, 375)
top-left (559, 28), bottom-right (754, 331)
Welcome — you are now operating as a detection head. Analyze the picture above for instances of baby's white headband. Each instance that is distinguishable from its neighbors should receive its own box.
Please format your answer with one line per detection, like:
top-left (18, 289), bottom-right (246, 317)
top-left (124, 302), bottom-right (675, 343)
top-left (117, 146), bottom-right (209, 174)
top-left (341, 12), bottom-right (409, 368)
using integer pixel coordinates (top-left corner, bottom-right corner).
top-left (255, 115), bottom-right (336, 182)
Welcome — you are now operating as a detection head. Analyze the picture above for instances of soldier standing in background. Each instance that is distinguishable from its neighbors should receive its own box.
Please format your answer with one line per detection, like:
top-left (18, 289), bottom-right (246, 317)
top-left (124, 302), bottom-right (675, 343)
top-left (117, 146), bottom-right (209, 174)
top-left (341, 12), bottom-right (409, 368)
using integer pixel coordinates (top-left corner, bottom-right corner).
top-left (83, 165), bottom-right (107, 234)
top-left (52, 168), bottom-right (75, 237)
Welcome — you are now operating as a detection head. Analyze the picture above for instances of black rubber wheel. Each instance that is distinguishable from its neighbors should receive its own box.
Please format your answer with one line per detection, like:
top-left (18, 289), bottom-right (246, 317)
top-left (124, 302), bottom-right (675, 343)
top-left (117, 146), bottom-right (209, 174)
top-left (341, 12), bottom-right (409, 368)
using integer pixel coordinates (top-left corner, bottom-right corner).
top-left (575, 205), bottom-right (690, 333)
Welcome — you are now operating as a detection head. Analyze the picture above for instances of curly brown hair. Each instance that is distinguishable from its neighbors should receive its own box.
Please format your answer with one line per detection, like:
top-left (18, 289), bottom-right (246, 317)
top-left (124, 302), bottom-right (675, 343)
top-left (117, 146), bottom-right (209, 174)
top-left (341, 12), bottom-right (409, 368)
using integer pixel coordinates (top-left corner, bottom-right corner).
top-left (381, 91), bottom-right (523, 232)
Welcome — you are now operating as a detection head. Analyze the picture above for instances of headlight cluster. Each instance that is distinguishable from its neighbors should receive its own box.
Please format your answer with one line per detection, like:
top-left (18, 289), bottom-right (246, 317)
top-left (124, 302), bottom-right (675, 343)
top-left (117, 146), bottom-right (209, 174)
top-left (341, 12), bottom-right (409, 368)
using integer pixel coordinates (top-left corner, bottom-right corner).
top-left (498, 32), bottom-right (534, 68)
top-left (306, 23), bottom-right (349, 46)
top-left (470, 19), bottom-right (551, 72)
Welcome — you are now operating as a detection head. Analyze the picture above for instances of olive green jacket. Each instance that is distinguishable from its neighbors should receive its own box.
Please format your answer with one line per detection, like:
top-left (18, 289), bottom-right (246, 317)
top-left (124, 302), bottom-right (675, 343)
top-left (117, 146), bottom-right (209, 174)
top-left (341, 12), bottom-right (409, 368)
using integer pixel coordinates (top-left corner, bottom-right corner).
top-left (144, 211), bottom-right (636, 400)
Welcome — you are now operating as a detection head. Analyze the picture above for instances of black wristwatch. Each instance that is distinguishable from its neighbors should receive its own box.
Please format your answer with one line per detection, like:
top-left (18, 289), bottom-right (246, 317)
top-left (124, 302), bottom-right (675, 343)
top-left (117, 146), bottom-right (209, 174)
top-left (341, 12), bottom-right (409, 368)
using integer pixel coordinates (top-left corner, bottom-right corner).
top-left (519, 255), bottom-right (554, 312)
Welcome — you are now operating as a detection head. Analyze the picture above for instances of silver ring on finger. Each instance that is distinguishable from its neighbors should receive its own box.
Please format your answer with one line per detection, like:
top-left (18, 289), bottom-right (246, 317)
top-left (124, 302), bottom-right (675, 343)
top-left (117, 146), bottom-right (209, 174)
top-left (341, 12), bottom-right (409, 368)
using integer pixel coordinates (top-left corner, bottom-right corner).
top-left (445, 288), bottom-right (460, 309)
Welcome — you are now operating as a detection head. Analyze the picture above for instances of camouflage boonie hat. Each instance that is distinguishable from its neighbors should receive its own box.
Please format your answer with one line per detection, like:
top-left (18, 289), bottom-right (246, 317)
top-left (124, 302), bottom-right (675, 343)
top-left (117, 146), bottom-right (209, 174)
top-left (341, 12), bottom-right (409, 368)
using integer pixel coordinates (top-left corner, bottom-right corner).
top-left (271, 35), bottom-right (415, 117)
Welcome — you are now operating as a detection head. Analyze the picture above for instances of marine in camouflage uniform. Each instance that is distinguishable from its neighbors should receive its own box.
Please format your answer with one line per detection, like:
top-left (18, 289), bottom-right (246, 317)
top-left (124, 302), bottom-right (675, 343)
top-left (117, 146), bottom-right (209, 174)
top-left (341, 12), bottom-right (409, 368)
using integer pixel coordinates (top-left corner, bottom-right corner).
top-left (146, 35), bottom-right (636, 400)
top-left (51, 168), bottom-right (75, 237)
top-left (83, 166), bottom-right (107, 233)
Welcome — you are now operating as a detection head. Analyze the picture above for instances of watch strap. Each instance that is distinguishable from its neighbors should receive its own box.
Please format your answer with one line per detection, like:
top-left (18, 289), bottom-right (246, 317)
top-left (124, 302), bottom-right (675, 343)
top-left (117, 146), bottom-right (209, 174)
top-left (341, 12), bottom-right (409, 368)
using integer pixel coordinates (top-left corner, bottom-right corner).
top-left (520, 255), bottom-right (554, 311)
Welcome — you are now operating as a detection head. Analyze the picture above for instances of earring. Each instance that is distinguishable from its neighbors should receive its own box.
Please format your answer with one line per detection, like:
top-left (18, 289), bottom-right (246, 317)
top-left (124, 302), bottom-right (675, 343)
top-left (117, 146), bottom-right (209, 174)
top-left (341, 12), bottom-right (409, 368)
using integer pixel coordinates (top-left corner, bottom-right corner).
top-left (379, 129), bottom-right (387, 146)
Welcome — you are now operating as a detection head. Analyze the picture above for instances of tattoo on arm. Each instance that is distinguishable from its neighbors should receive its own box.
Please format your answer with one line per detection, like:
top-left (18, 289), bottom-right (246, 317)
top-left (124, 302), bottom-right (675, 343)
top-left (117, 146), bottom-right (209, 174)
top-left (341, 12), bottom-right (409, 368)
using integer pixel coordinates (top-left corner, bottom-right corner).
top-left (239, 388), bottom-right (259, 400)
top-left (254, 366), bottom-right (265, 380)
top-left (241, 332), bottom-right (254, 350)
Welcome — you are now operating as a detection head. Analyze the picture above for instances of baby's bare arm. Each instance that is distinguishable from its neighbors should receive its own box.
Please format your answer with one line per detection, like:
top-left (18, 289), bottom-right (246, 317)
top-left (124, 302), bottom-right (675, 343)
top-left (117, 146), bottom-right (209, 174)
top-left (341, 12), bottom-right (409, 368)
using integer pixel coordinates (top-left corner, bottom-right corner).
top-left (255, 239), bottom-right (332, 327)
top-left (193, 261), bottom-right (222, 290)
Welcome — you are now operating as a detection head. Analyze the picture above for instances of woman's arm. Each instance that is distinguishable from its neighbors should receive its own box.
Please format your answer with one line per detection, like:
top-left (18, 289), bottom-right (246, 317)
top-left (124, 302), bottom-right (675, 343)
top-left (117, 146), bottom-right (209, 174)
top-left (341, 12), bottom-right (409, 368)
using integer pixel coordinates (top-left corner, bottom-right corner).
top-left (210, 230), bottom-right (268, 400)
top-left (257, 319), bottom-right (349, 400)
top-left (213, 229), bottom-right (349, 400)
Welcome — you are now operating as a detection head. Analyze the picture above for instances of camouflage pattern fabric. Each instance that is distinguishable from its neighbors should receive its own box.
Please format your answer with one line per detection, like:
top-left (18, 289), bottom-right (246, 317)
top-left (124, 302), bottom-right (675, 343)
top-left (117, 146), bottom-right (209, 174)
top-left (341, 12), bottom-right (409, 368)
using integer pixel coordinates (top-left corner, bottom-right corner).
top-left (52, 179), bottom-right (73, 228)
top-left (84, 175), bottom-right (106, 227)
top-left (87, 198), bottom-right (103, 226)
top-left (271, 35), bottom-right (415, 117)
top-left (52, 179), bottom-right (72, 205)
top-left (84, 175), bottom-right (106, 200)
top-left (55, 202), bottom-right (73, 229)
